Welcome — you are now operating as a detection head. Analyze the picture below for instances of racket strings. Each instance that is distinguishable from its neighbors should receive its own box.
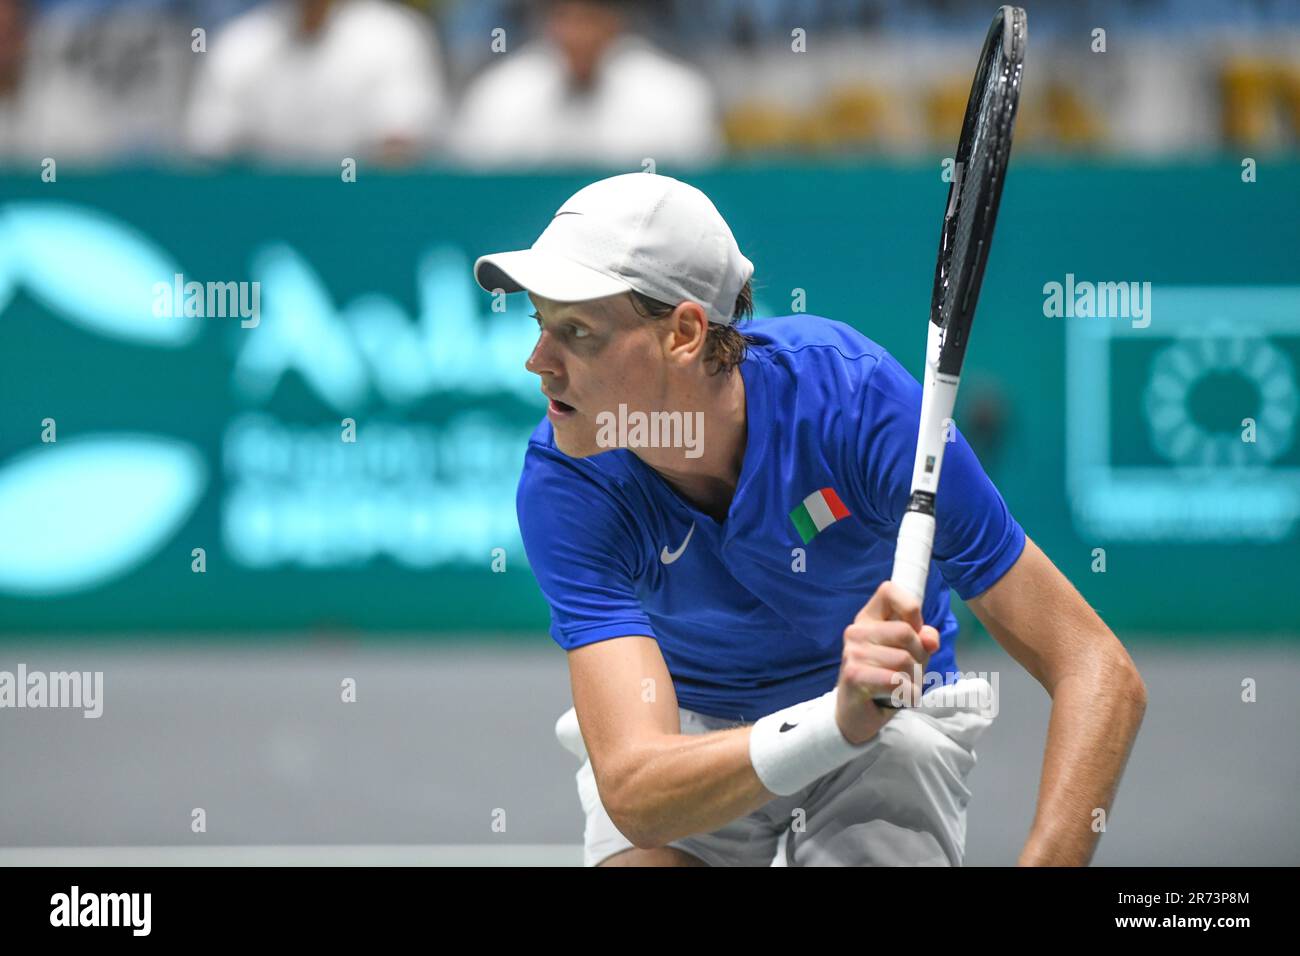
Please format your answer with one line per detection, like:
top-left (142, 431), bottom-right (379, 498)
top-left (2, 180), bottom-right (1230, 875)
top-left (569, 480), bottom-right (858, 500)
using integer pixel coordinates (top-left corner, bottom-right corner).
top-left (938, 12), bottom-right (1024, 337)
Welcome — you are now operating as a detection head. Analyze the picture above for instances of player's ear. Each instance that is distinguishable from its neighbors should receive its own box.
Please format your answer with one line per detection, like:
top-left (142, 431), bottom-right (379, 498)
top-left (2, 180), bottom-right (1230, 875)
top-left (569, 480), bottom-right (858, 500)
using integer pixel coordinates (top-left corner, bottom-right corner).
top-left (666, 301), bottom-right (709, 365)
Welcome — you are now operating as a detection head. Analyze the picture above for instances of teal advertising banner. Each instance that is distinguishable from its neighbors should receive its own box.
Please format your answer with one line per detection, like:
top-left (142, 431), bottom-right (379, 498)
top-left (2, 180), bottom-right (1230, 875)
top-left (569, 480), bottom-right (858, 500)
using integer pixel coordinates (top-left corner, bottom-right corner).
top-left (1, 162), bottom-right (1297, 634)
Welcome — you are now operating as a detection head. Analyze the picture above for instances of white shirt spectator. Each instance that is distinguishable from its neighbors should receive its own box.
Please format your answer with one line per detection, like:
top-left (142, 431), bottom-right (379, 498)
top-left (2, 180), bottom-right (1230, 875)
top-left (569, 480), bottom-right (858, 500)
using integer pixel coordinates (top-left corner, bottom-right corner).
top-left (449, 33), bottom-right (722, 169)
top-left (2, 3), bottom-right (193, 164)
top-left (186, 0), bottom-right (446, 165)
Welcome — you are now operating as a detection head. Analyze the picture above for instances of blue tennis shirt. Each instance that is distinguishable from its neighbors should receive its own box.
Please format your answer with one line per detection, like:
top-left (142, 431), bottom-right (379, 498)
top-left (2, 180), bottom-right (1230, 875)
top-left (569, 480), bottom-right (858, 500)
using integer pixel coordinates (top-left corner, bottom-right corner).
top-left (516, 313), bottom-right (1025, 723)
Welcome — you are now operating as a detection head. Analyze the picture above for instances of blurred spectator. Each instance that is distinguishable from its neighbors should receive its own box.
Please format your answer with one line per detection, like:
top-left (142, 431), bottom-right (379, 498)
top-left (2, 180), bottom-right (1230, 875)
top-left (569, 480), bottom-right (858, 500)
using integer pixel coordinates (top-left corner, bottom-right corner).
top-left (1, 0), bottom-right (191, 163)
top-left (185, 0), bottom-right (447, 166)
top-left (0, 0), bottom-right (31, 156)
top-left (6, 0), bottom-right (1298, 167)
top-left (448, 0), bottom-right (721, 169)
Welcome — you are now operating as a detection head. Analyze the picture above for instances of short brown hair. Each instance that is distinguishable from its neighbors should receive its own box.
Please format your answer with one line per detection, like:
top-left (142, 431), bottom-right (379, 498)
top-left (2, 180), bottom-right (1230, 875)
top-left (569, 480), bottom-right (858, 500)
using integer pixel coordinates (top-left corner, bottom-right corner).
top-left (627, 278), bottom-right (757, 376)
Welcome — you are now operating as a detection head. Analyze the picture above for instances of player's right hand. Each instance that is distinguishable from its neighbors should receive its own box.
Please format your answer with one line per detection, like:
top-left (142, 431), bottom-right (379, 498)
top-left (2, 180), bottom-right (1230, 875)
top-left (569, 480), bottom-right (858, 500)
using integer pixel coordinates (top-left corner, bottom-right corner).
top-left (835, 581), bottom-right (941, 745)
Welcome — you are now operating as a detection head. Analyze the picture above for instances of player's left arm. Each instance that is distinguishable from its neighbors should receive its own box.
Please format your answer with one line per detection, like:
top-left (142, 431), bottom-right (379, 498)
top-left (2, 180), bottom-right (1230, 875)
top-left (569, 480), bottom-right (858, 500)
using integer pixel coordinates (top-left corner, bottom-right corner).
top-left (966, 535), bottom-right (1147, 866)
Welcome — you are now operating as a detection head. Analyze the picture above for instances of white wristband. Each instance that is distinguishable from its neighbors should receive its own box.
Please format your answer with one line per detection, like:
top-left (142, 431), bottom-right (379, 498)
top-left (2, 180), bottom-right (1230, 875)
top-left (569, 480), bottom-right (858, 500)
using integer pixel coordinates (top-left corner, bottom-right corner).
top-left (748, 687), bottom-right (876, 796)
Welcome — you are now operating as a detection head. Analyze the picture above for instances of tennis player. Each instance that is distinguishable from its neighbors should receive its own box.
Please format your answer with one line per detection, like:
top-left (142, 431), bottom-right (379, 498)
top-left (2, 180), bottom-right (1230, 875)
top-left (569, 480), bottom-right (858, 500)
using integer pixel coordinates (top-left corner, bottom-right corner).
top-left (474, 172), bottom-right (1146, 867)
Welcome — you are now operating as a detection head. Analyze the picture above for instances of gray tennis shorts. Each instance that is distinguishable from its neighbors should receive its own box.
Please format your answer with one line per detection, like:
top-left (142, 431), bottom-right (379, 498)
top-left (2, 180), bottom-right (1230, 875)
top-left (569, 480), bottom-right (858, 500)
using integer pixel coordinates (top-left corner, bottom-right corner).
top-left (564, 700), bottom-right (993, 866)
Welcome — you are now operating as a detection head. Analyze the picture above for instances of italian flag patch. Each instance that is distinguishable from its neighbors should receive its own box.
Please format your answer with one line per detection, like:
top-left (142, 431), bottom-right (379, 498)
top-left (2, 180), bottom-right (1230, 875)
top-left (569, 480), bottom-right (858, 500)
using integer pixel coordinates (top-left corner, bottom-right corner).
top-left (789, 487), bottom-right (851, 544)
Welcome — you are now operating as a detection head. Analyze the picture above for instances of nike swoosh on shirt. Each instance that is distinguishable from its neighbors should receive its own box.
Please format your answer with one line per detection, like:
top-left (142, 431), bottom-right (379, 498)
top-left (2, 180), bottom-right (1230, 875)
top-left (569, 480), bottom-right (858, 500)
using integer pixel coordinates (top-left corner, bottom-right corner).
top-left (659, 522), bottom-right (696, 565)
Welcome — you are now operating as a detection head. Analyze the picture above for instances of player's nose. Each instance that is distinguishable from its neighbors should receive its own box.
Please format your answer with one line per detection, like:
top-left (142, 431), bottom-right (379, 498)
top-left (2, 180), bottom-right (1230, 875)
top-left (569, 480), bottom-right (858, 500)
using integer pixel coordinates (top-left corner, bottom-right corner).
top-left (525, 329), bottom-right (561, 377)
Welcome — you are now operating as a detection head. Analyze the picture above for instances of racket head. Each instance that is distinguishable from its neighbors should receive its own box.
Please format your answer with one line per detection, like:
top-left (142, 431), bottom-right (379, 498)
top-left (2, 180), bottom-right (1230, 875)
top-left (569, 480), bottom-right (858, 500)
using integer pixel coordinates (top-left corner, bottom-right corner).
top-left (930, 4), bottom-right (1027, 377)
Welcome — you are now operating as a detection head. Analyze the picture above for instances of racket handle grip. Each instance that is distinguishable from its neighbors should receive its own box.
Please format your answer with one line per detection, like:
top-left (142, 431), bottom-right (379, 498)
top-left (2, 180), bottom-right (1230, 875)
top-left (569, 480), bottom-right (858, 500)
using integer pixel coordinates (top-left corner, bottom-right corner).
top-left (879, 510), bottom-right (936, 709)
top-left (890, 509), bottom-right (935, 602)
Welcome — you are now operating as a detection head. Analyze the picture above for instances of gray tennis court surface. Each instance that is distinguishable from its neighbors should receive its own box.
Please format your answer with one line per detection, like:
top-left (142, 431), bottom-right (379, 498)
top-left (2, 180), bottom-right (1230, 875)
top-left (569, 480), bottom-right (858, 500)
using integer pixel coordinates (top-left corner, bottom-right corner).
top-left (1, 637), bottom-right (1296, 865)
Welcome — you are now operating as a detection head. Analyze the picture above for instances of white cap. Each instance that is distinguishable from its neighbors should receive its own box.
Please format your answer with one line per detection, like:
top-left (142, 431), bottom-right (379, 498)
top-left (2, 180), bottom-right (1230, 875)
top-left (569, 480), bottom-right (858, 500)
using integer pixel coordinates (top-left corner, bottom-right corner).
top-left (474, 173), bottom-right (754, 326)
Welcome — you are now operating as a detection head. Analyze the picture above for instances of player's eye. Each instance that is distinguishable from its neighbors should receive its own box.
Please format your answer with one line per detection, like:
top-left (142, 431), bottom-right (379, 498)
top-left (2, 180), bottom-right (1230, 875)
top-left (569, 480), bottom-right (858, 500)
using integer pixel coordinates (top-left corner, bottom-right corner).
top-left (532, 311), bottom-right (590, 342)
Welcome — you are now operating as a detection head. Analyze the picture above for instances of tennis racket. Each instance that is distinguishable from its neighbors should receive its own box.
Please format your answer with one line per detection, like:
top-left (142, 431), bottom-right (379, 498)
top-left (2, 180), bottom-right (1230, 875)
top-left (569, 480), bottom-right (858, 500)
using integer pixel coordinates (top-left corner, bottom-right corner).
top-left (878, 5), bottom-right (1027, 707)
